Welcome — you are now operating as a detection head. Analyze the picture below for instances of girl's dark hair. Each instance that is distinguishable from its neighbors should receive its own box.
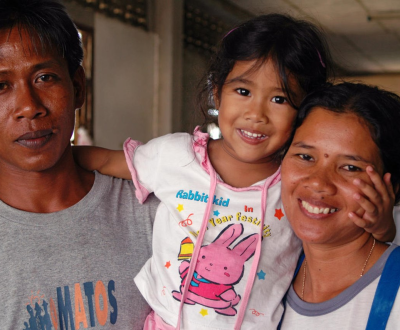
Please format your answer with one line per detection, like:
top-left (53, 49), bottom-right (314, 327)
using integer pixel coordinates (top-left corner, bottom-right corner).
top-left (198, 13), bottom-right (333, 126)
top-left (0, 0), bottom-right (83, 77)
top-left (296, 82), bottom-right (400, 204)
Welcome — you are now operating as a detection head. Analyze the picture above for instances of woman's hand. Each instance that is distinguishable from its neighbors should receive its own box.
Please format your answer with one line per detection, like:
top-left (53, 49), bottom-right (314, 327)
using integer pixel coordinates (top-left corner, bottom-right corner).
top-left (349, 166), bottom-right (396, 242)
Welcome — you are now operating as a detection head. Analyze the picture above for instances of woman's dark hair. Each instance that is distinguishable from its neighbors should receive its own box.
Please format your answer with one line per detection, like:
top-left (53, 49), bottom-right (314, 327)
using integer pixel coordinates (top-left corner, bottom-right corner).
top-left (0, 0), bottom-right (83, 77)
top-left (296, 82), bottom-right (400, 204)
top-left (198, 13), bottom-right (333, 126)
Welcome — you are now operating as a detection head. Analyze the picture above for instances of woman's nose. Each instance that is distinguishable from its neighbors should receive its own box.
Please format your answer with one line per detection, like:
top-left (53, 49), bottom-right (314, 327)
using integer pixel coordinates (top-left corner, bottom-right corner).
top-left (305, 170), bottom-right (337, 195)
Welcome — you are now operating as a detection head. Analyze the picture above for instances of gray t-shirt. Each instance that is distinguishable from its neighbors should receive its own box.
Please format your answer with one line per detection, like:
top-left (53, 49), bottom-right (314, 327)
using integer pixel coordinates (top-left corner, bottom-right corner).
top-left (0, 172), bottom-right (158, 329)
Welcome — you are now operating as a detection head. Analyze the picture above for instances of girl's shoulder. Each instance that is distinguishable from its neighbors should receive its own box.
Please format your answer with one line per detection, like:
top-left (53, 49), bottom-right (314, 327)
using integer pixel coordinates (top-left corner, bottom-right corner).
top-left (149, 126), bottom-right (208, 148)
top-left (136, 127), bottom-right (209, 166)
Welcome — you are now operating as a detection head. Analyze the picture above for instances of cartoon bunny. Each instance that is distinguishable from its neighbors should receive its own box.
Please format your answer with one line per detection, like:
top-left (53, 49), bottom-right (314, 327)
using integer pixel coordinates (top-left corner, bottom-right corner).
top-left (172, 223), bottom-right (258, 316)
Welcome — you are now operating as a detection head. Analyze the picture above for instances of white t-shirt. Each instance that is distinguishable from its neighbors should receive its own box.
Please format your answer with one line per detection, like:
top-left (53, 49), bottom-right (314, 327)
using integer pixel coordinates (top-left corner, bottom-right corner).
top-left (124, 129), bottom-right (302, 329)
top-left (281, 244), bottom-right (400, 329)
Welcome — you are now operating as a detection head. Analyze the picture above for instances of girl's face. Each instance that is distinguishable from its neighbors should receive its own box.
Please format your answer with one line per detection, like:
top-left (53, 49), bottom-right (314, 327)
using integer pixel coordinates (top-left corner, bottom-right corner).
top-left (215, 59), bottom-right (301, 165)
top-left (281, 108), bottom-right (384, 246)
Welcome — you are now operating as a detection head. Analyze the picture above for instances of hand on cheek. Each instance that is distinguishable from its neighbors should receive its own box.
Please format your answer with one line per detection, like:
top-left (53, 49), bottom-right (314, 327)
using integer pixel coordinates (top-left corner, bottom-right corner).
top-left (348, 166), bottom-right (396, 242)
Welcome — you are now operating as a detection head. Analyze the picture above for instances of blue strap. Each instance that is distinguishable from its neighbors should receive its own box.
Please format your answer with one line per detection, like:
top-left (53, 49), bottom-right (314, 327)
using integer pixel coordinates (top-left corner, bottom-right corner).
top-left (294, 252), bottom-right (305, 278)
top-left (278, 251), bottom-right (305, 330)
top-left (366, 246), bottom-right (400, 330)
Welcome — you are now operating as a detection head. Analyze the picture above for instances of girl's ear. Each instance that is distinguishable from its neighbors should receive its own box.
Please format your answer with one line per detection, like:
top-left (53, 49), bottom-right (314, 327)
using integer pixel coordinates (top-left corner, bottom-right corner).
top-left (213, 87), bottom-right (220, 109)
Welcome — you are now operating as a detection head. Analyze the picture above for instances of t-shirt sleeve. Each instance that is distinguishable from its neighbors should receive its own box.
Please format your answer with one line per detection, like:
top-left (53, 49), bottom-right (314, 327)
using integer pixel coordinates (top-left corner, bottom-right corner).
top-left (123, 136), bottom-right (166, 204)
top-left (124, 138), bottom-right (158, 204)
top-left (123, 133), bottom-right (194, 204)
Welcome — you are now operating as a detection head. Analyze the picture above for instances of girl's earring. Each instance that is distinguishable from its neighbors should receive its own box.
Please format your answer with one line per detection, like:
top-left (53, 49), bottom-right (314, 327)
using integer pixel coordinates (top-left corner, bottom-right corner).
top-left (208, 109), bottom-right (219, 117)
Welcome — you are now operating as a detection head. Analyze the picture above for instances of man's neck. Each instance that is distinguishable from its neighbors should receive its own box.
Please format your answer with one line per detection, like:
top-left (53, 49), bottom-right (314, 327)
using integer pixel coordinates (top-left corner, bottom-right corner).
top-left (0, 151), bottom-right (95, 213)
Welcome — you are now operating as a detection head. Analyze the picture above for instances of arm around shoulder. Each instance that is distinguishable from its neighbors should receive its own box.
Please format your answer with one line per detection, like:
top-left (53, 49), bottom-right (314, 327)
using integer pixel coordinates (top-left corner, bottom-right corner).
top-left (73, 145), bottom-right (131, 179)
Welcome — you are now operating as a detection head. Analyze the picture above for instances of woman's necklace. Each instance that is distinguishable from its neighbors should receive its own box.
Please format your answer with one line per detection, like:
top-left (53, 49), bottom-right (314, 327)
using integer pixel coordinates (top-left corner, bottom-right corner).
top-left (301, 238), bottom-right (376, 301)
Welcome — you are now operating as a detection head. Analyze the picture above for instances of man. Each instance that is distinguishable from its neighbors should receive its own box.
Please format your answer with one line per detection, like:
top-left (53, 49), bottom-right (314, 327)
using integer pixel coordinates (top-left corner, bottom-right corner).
top-left (0, 0), bottom-right (157, 328)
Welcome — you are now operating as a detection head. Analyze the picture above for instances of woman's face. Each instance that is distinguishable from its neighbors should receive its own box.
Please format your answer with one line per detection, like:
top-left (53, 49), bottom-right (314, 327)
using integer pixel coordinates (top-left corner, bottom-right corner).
top-left (281, 107), bottom-right (384, 245)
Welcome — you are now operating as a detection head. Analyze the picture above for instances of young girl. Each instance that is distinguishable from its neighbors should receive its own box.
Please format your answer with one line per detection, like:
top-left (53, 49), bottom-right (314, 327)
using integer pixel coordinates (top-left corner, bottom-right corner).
top-left (74, 14), bottom-right (395, 329)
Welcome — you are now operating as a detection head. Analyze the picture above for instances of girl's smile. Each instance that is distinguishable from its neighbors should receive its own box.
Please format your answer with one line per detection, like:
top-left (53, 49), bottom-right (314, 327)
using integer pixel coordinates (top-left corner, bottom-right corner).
top-left (237, 128), bottom-right (268, 145)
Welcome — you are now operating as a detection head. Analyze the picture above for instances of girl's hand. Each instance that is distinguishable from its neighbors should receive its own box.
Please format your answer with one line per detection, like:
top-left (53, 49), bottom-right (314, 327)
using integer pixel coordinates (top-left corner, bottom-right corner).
top-left (349, 166), bottom-right (396, 242)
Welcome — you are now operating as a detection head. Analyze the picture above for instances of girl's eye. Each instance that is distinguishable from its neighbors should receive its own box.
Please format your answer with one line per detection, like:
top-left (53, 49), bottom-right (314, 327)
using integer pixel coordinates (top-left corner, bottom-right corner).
top-left (298, 154), bottom-right (313, 161)
top-left (236, 88), bottom-right (251, 96)
top-left (342, 165), bottom-right (362, 172)
top-left (272, 96), bottom-right (287, 104)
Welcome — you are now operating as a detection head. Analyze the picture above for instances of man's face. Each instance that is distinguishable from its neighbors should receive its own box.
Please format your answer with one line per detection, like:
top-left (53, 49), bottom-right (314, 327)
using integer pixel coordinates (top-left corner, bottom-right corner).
top-left (0, 27), bottom-right (84, 174)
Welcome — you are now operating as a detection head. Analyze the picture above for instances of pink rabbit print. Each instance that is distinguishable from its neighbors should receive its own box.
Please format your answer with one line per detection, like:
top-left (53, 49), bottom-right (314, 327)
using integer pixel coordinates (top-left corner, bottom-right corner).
top-left (172, 223), bottom-right (258, 316)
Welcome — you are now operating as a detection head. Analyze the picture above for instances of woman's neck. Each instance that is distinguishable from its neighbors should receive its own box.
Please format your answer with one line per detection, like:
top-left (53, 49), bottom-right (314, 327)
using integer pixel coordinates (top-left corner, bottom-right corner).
top-left (207, 139), bottom-right (280, 188)
top-left (295, 233), bottom-right (388, 303)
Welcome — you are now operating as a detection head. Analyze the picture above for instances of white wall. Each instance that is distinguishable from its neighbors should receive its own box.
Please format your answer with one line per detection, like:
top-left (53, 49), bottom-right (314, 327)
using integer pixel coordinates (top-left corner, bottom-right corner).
top-left (342, 74), bottom-right (400, 96)
top-left (65, 1), bottom-right (185, 148)
top-left (93, 14), bottom-right (157, 149)
top-left (182, 49), bottom-right (210, 132)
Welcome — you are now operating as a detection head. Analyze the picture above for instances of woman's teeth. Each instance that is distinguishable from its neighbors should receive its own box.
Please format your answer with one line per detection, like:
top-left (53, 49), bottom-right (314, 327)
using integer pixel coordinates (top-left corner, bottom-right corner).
top-left (241, 129), bottom-right (265, 139)
top-left (301, 200), bottom-right (338, 214)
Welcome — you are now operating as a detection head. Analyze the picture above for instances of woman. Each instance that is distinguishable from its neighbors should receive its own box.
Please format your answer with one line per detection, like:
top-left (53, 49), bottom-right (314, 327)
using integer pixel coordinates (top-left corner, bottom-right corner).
top-left (280, 82), bottom-right (400, 329)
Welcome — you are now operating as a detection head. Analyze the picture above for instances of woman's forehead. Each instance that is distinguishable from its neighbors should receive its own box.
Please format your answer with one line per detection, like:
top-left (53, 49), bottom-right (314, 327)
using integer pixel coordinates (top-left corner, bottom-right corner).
top-left (293, 108), bottom-right (384, 172)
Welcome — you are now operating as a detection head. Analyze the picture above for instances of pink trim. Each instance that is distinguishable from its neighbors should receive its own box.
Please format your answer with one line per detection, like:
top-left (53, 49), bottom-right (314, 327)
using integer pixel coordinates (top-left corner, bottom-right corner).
top-left (175, 163), bottom-right (218, 329)
top-left (192, 126), bottom-right (210, 173)
top-left (123, 138), bottom-right (150, 204)
top-left (233, 169), bottom-right (280, 327)
top-left (144, 311), bottom-right (175, 330)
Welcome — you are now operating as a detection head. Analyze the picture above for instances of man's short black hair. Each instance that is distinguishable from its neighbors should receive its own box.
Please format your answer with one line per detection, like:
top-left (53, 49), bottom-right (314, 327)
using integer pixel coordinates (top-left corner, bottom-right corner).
top-left (0, 0), bottom-right (83, 76)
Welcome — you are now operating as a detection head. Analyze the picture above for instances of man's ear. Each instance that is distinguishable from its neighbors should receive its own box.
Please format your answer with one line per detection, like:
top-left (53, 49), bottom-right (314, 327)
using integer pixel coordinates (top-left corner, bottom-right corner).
top-left (72, 66), bottom-right (86, 109)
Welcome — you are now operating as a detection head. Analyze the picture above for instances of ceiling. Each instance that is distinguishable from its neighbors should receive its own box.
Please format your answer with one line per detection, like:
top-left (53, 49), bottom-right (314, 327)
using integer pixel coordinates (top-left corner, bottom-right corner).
top-left (225, 0), bottom-right (400, 75)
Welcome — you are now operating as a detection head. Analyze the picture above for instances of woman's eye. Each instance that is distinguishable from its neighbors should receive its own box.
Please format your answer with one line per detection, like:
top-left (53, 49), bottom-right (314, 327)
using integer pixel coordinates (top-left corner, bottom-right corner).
top-left (298, 154), bottom-right (313, 161)
top-left (236, 88), bottom-right (251, 96)
top-left (271, 96), bottom-right (287, 104)
top-left (342, 165), bottom-right (362, 172)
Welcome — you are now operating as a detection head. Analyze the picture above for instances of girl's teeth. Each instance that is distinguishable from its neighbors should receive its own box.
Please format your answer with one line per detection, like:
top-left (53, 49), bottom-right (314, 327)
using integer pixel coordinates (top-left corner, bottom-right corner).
top-left (301, 200), bottom-right (338, 215)
top-left (241, 129), bottom-right (265, 139)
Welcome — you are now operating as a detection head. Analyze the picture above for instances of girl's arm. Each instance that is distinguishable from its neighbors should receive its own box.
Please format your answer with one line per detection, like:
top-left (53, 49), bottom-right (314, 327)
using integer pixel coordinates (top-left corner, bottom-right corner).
top-left (73, 146), bottom-right (131, 180)
top-left (350, 167), bottom-right (396, 242)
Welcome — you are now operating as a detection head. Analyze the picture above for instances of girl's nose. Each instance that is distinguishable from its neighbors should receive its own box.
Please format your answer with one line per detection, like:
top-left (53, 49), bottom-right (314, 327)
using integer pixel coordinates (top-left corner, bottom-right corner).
top-left (244, 101), bottom-right (268, 123)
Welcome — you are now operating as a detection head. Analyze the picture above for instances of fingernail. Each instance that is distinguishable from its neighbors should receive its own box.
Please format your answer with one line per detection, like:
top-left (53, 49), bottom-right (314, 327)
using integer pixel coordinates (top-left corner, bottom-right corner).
top-left (367, 166), bottom-right (373, 172)
top-left (353, 179), bottom-right (361, 185)
top-left (353, 193), bottom-right (361, 200)
top-left (348, 212), bottom-right (354, 218)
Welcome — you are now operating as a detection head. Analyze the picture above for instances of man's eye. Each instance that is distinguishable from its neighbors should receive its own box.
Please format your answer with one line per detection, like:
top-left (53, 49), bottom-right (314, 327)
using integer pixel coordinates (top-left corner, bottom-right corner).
top-left (236, 88), bottom-right (251, 96)
top-left (0, 82), bottom-right (8, 91)
top-left (298, 154), bottom-right (313, 161)
top-left (342, 165), bottom-right (362, 172)
top-left (37, 74), bottom-right (55, 82)
top-left (272, 96), bottom-right (287, 104)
